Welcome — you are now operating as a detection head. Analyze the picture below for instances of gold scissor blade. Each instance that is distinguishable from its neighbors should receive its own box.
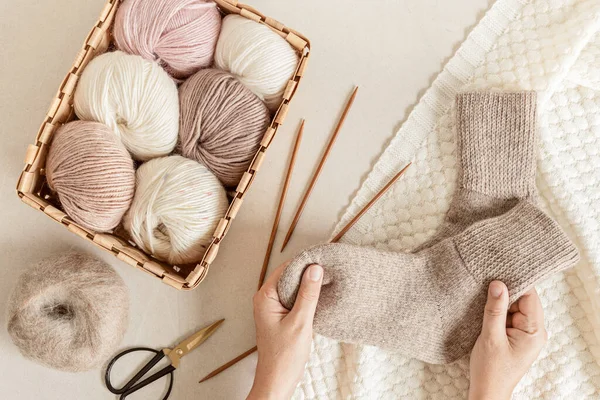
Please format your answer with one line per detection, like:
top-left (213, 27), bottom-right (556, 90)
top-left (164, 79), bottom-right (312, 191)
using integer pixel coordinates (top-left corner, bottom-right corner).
top-left (175, 319), bottom-right (224, 357)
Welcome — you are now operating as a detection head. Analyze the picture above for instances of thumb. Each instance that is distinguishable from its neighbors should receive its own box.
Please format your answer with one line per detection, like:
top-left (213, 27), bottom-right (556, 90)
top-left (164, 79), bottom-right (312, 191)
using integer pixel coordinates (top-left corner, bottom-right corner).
top-left (289, 264), bottom-right (323, 323)
top-left (481, 281), bottom-right (509, 340)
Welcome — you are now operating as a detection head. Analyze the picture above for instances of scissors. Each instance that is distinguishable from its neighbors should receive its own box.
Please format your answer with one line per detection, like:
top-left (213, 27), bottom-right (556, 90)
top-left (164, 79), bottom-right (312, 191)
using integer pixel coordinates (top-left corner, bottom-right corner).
top-left (105, 319), bottom-right (224, 399)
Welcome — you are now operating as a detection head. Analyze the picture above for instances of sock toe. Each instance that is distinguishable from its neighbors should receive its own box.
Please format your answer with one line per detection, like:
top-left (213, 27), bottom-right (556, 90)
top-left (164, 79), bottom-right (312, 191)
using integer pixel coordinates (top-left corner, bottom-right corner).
top-left (278, 245), bottom-right (321, 310)
top-left (277, 243), bottom-right (354, 310)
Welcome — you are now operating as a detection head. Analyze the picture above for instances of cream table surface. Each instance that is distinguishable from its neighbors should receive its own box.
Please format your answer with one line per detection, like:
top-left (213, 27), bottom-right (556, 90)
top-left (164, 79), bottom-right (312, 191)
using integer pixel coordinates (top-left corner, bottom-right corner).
top-left (0, 0), bottom-right (491, 398)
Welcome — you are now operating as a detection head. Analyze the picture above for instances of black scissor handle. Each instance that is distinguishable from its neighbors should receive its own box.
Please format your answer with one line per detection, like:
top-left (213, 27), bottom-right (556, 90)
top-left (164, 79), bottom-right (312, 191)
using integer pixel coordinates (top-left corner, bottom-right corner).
top-left (121, 364), bottom-right (175, 399)
top-left (105, 347), bottom-right (175, 400)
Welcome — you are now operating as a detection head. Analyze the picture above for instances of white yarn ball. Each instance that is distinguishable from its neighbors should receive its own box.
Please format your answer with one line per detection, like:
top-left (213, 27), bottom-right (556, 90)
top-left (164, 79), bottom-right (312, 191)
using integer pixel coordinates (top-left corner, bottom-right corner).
top-left (124, 155), bottom-right (229, 264)
top-left (74, 51), bottom-right (179, 161)
top-left (214, 14), bottom-right (299, 111)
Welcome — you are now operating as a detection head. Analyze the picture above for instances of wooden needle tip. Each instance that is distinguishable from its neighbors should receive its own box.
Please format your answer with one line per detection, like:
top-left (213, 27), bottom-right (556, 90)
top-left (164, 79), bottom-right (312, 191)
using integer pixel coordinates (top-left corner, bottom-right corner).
top-left (199, 346), bottom-right (258, 383)
top-left (330, 162), bottom-right (412, 243)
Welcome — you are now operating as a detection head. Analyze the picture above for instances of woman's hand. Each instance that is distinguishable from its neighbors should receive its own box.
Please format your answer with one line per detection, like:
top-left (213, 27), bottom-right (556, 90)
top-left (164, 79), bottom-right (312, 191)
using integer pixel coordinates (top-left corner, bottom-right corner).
top-left (468, 281), bottom-right (548, 400)
top-left (247, 262), bottom-right (323, 400)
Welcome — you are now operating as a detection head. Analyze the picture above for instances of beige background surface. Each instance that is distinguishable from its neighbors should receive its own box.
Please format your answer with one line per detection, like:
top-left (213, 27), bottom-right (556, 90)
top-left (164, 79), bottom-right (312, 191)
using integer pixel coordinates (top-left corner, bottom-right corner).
top-left (0, 0), bottom-right (491, 398)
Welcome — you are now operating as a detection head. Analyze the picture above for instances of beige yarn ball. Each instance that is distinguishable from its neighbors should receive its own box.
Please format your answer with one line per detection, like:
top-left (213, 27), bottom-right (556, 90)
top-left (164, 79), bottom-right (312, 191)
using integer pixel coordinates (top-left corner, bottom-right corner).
top-left (46, 121), bottom-right (135, 232)
top-left (124, 155), bottom-right (229, 264)
top-left (178, 69), bottom-right (271, 187)
top-left (6, 252), bottom-right (129, 372)
top-left (74, 51), bottom-right (180, 161)
top-left (214, 15), bottom-right (299, 111)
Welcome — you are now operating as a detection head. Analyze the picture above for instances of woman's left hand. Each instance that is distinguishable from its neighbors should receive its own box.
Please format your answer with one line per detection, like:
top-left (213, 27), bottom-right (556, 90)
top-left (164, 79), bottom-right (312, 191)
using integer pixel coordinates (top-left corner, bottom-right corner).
top-left (247, 262), bottom-right (323, 400)
top-left (468, 281), bottom-right (547, 400)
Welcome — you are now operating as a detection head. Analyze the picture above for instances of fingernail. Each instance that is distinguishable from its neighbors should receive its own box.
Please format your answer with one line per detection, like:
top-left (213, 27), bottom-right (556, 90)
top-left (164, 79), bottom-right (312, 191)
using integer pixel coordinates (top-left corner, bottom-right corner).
top-left (489, 281), bottom-right (503, 298)
top-left (308, 265), bottom-right (323, 282)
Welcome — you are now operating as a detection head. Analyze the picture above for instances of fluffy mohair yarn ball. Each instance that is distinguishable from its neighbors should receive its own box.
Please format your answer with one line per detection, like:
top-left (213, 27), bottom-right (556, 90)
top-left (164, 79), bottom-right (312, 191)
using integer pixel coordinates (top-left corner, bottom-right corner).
top-left (6, 252), bottom-right (129, 372)
top-left (114, 0), bottom-right (221, 80)
top-left (124, 155), bottom-right (229, 264)
top-left (74, 51), bottom-right (179, 161)
top-left (179, 69), bottom-right (270, 187)
top-left (215, 15), bottom-right (299, 111)
top-left (46, 121), bottom-right (135, 232)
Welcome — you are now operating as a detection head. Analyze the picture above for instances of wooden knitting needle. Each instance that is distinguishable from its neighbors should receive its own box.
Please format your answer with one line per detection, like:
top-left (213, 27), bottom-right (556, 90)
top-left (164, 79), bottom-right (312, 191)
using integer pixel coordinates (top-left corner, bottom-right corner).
top-left (199, 346), bottom-right (257, 383)
top-left (279, 86), bottom-right (359, 252)
top-left (199, 121), bottom-right (304, 383)
top-left (257, 120), bottom-right (305, 290)
top-left (198, 162), bottom-right (412, 384)
top-left (330, 162), bottom-right (412, 243)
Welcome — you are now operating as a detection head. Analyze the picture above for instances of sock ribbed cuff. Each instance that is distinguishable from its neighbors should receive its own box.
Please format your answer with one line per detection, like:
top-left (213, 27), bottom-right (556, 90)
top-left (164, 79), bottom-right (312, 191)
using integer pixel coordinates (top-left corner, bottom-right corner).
top-left (454, 201), bottom-right (580, 301)
top-left (456, 91), bottom-right (538, 199)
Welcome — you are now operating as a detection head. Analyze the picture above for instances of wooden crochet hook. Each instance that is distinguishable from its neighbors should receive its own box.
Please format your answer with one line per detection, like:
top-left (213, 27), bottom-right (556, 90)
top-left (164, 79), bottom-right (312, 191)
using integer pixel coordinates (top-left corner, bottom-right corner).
top-left (257, 120), bottom-right (305, 290)
top-left (279, 86), bottom-right (359, 252)
top-left (198, 162), bottom-right (412, 384)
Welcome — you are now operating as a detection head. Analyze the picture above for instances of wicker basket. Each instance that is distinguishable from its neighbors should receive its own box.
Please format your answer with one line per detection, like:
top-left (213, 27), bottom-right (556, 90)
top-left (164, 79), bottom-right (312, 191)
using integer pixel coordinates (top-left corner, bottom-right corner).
top-left (15, 0), bottom-right (310, 290)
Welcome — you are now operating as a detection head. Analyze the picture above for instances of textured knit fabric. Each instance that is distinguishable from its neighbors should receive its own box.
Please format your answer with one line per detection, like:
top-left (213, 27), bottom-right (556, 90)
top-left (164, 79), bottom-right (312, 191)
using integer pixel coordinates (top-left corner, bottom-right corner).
top-left (295, 1), bottom-right (600, 398)
top-left (279, 201), bottom-right (579, 364)
top-left (415, 91), bottom-right (537, 250)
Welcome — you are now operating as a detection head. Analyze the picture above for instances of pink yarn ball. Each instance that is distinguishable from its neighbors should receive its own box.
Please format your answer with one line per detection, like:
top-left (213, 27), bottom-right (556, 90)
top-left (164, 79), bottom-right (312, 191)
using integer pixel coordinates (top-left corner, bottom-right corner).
top-left (113, 0), bottom-right (222, 80)
top-left (46, 121), bottom-right (135, 233)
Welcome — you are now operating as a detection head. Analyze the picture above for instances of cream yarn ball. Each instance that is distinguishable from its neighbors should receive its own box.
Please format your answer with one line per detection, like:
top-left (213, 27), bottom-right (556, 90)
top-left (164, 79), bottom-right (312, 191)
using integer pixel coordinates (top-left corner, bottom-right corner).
top-left (124, 155), bottom-right (229, 264)
top-left (214, 14), bottom-right (299, 111)
top-left (74, 51), bottom-right (179, 161)
top-left (7, 252), bottom-right (129, 372)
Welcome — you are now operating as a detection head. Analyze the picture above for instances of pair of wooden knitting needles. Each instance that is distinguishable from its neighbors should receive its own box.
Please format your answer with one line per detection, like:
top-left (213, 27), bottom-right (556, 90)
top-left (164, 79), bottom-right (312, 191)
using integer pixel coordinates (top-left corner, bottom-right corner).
top-left (257, 86), bottom-right (358, 288)
top-left (200, 86), bottom-right (412, 383)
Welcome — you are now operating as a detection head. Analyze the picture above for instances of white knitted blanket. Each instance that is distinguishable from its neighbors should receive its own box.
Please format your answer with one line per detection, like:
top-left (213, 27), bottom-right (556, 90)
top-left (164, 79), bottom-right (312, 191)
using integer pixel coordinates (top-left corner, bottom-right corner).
top-left (295, 0), bottom-right (600, 398)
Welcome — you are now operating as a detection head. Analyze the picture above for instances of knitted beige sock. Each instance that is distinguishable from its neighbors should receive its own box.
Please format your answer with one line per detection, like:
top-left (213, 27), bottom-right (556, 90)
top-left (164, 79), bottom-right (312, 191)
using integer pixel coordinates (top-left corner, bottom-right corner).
top-left (278, 201), bottom-right (579, 364)
top-left (278, 91), bottom-right (576, 363)
top-left (415, 91), bottom-right (538, 251)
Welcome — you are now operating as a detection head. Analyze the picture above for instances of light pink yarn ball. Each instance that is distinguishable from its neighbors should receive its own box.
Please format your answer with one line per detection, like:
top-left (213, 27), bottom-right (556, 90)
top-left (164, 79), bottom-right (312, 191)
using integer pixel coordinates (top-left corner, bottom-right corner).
top-left (114, 0), bottom-right (222, 80)
top-left (46, 121), bottom-right (135, 233)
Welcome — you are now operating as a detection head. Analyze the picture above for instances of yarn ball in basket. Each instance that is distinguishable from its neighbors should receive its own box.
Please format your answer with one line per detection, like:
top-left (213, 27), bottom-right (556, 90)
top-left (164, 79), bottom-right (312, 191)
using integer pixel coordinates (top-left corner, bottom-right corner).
top-left (46, 121), bottom-right (135, 232)
top-left (214, 14), bottom-right (300, 111)
top-left (6, 252), bottom-right (129, 372)
top-left (178, 69), bottom-right (271, 187)
top-left (113, 0), bottom-right (221, 80)
top-left (124, 155), bottom-right (229, 264)
top-left (74, 51), bottom-right (179, 161)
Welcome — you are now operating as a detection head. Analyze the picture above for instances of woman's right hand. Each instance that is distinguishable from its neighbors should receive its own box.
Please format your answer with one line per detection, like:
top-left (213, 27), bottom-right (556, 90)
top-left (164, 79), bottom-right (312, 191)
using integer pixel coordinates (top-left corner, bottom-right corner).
top-left (247, 262), bottom-right (323, 400)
